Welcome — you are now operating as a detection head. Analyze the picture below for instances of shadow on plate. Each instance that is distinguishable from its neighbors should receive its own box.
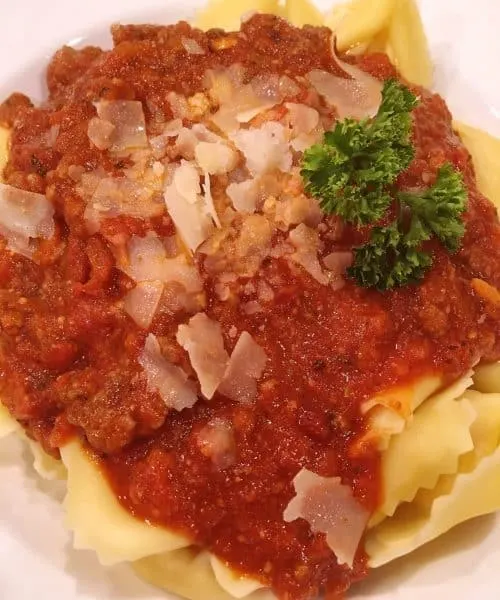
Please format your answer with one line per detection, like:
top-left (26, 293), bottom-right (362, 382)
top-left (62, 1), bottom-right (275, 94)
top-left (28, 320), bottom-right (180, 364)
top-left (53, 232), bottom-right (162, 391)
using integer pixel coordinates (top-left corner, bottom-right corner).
top-left (351, 514), bottom-right (497, 597)
top-left (64, 544), bottom-right (168, 600)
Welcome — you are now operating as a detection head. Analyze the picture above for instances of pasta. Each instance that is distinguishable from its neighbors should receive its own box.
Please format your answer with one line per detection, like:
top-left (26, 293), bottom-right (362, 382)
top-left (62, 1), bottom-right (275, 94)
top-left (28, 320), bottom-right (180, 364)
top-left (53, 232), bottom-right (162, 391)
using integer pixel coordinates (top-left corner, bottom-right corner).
top-left (134, 549), bottom-right (274, 600)
top-left (386, 0), bottom-right (433, 87)
top-left (60, 440), bottom-right (191, 565)
top-left (474, 361), bottom-right (500, 393)
top-left (324, 0), bottom-right (396, 53)
top-left (194, 0), bottom-right (282, 31)
top-left (366, 390), bottom-right (500, 566)
top-left (0, 0), bottom-right (500, 598)
top-left (454, 122), bottom-right (500, 211)
top-left (371, 374), bottom-right (476, 525)
top-left (281, 0), bottom-right (323, 27)
top-left (0, 126), bottom-right (8, 180)
top-left (0, 403), bottom-right (17, 438)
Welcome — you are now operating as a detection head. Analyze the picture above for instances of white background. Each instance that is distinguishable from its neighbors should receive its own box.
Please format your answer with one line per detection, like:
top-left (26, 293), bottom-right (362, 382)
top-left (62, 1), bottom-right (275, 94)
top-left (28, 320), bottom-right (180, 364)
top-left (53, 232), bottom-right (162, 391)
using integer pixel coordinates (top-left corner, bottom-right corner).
top-left (1, 1), bottom-right (500, 599)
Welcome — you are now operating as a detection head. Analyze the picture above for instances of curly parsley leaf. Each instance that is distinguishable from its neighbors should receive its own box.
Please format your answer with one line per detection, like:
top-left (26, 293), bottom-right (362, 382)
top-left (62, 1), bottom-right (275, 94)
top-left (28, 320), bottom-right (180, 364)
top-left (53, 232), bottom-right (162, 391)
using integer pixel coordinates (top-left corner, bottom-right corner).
top-left (300, 78), bottom-right (468, 290)
top-left (301, 80), bottom-right (418, 226)
top-left (398, 163), bottom-right (468, 252)
top-left (348, 220), bottom-right (432, 291)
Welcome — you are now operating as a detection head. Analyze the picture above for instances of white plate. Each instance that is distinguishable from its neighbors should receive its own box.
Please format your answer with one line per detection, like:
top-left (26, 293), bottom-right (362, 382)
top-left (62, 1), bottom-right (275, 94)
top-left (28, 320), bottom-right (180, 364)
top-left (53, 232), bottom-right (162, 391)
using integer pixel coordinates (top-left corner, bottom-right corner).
top-left (1, 1), bottom-right (500, 599)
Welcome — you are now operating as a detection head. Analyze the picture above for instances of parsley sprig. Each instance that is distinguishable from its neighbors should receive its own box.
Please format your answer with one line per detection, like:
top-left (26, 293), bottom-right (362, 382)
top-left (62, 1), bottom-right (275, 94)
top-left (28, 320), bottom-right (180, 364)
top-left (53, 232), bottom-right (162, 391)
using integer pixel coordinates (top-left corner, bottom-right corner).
top-left (301, 80), bottom-right (468, 291)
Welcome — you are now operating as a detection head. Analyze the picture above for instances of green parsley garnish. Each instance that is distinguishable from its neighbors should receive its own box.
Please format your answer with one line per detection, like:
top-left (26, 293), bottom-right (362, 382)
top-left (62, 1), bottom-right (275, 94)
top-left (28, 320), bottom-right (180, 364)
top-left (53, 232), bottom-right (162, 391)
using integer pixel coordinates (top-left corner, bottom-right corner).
top-left (301, 80), bottom-right (468, 291)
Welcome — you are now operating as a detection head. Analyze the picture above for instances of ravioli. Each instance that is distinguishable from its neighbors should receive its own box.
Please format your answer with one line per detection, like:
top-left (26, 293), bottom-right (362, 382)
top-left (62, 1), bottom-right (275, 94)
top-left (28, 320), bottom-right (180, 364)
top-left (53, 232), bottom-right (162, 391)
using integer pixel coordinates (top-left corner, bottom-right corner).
top-left (372, 374), bottom-right (476, 524)
top-left (366, 391), bottom-right (500, 567)
top-left (0, 0), bottom-right (500, 598)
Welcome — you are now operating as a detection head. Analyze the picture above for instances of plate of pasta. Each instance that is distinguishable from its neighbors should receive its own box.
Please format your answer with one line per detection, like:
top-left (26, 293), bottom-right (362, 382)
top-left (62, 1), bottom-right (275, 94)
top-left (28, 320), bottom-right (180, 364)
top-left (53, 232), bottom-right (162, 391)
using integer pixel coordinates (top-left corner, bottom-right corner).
top-left (1, 0), bottom-right (500, 599)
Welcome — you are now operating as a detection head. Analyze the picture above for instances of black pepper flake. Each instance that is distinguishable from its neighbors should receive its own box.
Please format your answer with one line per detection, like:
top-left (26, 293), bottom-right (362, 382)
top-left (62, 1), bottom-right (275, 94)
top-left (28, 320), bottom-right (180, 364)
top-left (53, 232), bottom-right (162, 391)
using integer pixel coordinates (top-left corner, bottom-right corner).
top-left (30, 154), bottom-right (48, 177)
top-left (312, 359), bottom-right (326, 371)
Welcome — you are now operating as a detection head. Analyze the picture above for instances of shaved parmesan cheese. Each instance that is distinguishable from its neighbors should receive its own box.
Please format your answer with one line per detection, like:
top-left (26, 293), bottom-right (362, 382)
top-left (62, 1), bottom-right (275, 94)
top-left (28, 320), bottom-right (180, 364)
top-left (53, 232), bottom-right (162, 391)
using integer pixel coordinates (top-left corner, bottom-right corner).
top-left (307, 67), bottom-right (382, 120)
top-left (286, 102), bottom-right (322, 153)
top-left (84, 176), bottom-right (164, 231)
top-left (284, 469), bottom-right (370, 568)
top-left (175, 125), bottom-right (222, 160)
top-left (165, 183), bottom-right (214, 253)
top-left (202, 171), bottom-right (221, 228)
top-left (123, 235), bottom-right (202, 293)
top-left (175, 128), bottom-right (199, 160)
top-left (168, 92), bottom-right (191, 120)
top-left (279, 75), bottom-right (301, 98)
top-left (275, 194), bottom-right (322, 230)
top-left (197, 418), bottom-right (235, 469)
top-left (195, 142), bottom-right (238, 175)
top-left (164, 119), bottom-right (184, 137)
top-left (177, 313), bottom-right (229, 399)
top-left (87, 117), bottom-right (115, 150)
top-left (288, 224), bottom-right (328, 285)
top-left (211, 110), bottom-right (240, 135)
top-left (192, 124), bottom-right (224, 143)
top-left (150, 120), bottom-right (183, 158)
top-left (95, 100), bottom-right (148, 151)
top-left (323, 251), bottom-right (353, 289)
top-left (123, 281), bottom-right (164, 329)
top-left (235, 214), bottom-right (273, 275)
top-left (251, 73), bottom-right (280, 103)
top-left (182, 37), bottom-right (205, 55)
top-left (229, 123), bottom-right (292, 176)
top-left (207, 69), bottom-right (280, 133)
top-left (218, 332), bottom-right (267, 404)
top-left (0, 183), bottom-right (54, 257)
top-left (227, 179), bottom-right (259, 214)
top-left (286, 103), bottom-right (320, 135)
top-left (139, 334), bottom-right (198, 411)
top-left (290, 133), bottom-right (323, 153)
top-left (323, 251), bottom-right (353, 272)
top-left (174, 160), bottom-right (201, 204)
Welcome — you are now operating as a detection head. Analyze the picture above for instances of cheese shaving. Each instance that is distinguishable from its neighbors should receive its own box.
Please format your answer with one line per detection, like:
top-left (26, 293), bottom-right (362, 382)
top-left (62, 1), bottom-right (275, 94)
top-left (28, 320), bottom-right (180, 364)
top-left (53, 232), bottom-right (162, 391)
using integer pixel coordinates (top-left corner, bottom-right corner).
top-left (284, 468), bottom-right (370, 567)
top-left (177, 313), bottom-right (230, 400)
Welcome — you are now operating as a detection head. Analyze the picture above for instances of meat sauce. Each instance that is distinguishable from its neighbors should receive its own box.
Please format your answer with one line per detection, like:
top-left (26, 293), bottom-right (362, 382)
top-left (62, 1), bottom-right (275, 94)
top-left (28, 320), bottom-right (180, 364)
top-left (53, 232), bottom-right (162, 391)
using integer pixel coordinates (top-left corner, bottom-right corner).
top-left (1, 14), bottom-right (500, 600)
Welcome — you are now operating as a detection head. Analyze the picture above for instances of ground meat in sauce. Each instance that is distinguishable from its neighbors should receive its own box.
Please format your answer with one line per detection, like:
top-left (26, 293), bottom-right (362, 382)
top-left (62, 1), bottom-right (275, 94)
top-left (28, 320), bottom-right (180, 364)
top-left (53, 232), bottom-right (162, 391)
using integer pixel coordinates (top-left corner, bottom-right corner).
top-left (1, 14), bottom-right (500, 600)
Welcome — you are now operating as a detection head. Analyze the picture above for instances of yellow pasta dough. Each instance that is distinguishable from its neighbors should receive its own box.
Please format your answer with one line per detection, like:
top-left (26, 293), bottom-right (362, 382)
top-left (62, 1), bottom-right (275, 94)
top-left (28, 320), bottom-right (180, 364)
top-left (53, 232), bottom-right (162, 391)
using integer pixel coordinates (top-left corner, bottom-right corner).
top-left (455, 122), bottom-right (500, 210)
top-left (324, 0), bottom-right (396, 52)
top-left (60, 440), bottom-right (191, 565)
top-left (0, 403), bottom-right (17, 438)
top-left (362, 374), bottom-right (442, 419)
top-left (373, 376), bottom-right (476, 523)
top-left (367, 391), bottom-right (500, 567)
top-left (283, 0), bottom-right (323, 27)
top-left (26, 439), bottom-right (67, 481)
top-left (194, 0), bottom-right (282, 31)
top-left (210, 556), bottom-right (267, 598)
top-left (0, 404), bottom-right (66, 479)
top-left (354, 375), bottom-right (442, 453)
top-left (0, 126), bottom-right (9, 181)
top-left (387, 0), bottom-right (433, 87)
top-left (464, 391), bottom-right (500, 460)
top-left (366, 446), bottom-right (500, 567)
top-left (134, 549), bottom-right (275, 600)
top-left (473, 361), bottom-right (500, 394)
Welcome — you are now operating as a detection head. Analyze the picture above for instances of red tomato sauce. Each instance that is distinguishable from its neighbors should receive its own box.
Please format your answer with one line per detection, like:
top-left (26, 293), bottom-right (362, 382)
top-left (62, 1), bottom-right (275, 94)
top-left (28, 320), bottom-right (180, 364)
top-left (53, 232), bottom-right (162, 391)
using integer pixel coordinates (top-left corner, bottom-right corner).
top-left (0, 14), bottom-right (499, 600)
